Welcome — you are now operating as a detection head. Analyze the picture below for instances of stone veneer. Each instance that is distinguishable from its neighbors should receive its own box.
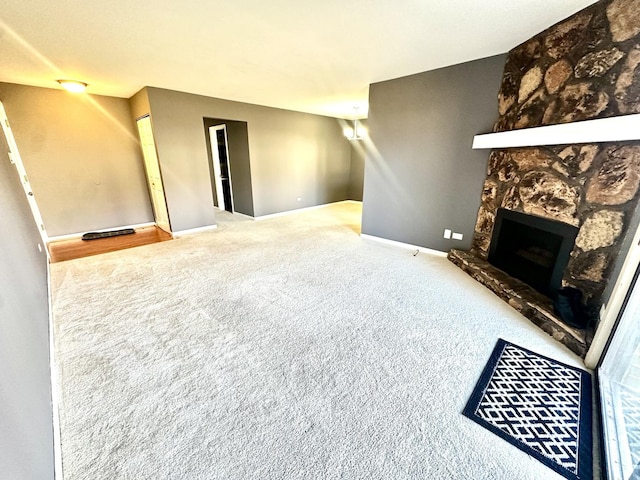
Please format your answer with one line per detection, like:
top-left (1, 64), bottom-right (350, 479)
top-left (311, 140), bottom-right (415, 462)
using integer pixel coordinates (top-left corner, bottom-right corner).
top-left (474, 0), bottom-right (640, 309)
top-left (473, 141), bottom-right (640, 310)
top-left (452, 0), bottom-right (640, 355)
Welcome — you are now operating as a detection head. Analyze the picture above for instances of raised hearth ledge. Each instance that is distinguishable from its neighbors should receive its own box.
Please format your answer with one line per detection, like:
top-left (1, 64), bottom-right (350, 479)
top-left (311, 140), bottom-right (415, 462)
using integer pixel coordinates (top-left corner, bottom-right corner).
top-left (472, 113), bottom-right (640, 149)
top-left (448, 248), bottom-right (590, 358)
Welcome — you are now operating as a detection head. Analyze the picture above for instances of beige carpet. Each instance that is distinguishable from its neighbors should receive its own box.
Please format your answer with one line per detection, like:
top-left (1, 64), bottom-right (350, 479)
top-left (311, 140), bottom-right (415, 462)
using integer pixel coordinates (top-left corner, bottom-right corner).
top-left (51, 201), bottom-right (590, 479)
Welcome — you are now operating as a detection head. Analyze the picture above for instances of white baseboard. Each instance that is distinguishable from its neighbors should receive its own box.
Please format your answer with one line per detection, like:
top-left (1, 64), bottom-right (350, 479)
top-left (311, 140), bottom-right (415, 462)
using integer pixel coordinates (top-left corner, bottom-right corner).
top-left (360, 233), bottom-right (448, 257)
top-left (172, 224), bottom-right (218, 237)
top-left (47, 222), bottom-right (156, 243)
top-left (255, 200), bottom-right (358, 221)
top-left (231, 211), bottom-right (255, 220)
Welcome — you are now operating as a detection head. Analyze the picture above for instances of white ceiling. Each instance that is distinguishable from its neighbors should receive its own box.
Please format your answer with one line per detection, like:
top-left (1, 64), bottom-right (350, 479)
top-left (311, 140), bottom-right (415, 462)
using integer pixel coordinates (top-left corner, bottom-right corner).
top-left (0, 0), bottom-right (598, 118)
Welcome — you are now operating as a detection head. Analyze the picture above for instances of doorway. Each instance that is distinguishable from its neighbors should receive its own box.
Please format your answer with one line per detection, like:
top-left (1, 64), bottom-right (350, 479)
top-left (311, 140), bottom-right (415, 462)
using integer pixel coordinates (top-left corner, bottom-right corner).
top-left (208, 125), bottom-right (233, 213)
top-left (136, 115), bottom-right (171, 233)
top-left (203, 118), bottom-right (253, 217)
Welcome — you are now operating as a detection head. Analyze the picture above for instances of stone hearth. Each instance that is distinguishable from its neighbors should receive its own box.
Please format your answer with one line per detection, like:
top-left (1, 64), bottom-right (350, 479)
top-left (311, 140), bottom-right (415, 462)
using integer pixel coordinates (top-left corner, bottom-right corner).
top-left (449, 249), bottom-right (590, 357)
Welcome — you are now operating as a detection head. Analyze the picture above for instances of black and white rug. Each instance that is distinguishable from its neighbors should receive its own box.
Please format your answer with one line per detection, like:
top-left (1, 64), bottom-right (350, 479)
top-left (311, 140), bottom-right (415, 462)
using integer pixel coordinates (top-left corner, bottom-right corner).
top-left (463, 339), bottom-right (592, 480)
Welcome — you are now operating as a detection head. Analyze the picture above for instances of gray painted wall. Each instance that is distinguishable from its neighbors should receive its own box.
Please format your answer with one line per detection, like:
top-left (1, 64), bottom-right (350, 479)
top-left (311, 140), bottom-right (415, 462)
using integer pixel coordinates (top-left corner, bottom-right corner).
top-left (361, 54), bottom-right (506, 251)
top-left (203, 118), bottom-right (254, 217)
top-left (0, 83), bottom-right (153, 237)
top-left (143, 87), bottom-right (352, 229)
top-left (0, 131), bottom-right (54, 478)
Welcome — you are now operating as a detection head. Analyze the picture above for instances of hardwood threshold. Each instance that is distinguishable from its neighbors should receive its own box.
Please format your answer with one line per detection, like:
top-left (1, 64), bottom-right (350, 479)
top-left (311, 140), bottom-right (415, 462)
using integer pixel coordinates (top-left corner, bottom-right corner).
top-left (48, 225), bottom-right (172, 263)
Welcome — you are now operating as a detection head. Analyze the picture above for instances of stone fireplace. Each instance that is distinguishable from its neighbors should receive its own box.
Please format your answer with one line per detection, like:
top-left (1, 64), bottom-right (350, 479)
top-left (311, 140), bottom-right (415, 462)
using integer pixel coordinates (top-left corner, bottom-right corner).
top-left (488, 208), bottom-right (578, 297)
top-left (449, 0), bottom-right (640, 357)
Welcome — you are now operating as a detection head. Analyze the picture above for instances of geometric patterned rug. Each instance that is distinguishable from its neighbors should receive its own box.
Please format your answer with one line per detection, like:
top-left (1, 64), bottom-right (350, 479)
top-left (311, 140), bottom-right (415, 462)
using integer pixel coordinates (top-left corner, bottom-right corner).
top-left (463, 339), bottom-right (593, 480)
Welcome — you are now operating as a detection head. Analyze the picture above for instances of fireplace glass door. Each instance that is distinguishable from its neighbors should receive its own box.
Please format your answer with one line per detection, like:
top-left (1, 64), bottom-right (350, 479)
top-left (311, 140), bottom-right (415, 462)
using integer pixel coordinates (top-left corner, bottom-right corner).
top-left (488, 209), bottom-right (578, 297)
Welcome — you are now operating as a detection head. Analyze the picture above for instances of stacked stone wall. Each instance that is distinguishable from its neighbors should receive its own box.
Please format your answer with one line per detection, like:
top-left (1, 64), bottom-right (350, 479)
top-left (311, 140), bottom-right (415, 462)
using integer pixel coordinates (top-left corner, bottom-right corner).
top-left (472, 0), bottom-right (640, 308)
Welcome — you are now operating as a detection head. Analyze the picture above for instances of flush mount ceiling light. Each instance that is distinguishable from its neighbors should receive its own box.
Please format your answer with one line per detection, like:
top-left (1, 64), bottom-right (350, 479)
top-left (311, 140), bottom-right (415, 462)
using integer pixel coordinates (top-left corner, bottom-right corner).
top-left (344, 106), bottom-right (366, 140)
top-left (57, 79), bottom-right (88, 93)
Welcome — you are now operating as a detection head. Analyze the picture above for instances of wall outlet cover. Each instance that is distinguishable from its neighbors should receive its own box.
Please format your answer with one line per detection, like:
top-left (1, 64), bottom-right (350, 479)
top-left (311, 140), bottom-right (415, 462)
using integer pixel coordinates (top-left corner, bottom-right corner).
top-left (452, 232), bottom-right (463, 240)
top-left (444, 229), bottom-right (452, 239)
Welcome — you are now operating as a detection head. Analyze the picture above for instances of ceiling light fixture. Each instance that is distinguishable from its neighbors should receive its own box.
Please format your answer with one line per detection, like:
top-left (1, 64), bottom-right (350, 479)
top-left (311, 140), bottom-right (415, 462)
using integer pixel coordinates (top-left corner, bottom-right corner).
top-left (57, 79), bottom-right (88, 93)
top-left (344, 106), bottom-right (366, 140)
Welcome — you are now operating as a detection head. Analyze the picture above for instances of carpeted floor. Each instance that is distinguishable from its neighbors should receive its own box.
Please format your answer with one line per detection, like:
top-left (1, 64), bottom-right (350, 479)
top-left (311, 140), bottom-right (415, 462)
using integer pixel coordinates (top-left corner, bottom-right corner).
top-left (51, 201), bottom-right (594, 480)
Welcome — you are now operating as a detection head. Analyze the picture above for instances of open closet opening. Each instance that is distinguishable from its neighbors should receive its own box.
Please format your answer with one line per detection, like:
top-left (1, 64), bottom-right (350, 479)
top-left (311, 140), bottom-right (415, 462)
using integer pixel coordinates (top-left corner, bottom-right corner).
top-left (203, 118), bottom-right (254, 218)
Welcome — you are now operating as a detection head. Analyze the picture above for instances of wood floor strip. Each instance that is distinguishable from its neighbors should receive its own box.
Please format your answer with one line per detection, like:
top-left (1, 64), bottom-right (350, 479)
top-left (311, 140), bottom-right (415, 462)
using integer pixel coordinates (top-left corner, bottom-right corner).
top-left (48, 226), bottom-right (172, 263)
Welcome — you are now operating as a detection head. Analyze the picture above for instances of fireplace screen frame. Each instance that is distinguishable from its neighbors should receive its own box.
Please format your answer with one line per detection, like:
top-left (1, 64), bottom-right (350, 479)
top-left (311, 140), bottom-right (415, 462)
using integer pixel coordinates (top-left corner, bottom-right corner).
top-left (488, 209), bottom-right (579, 297)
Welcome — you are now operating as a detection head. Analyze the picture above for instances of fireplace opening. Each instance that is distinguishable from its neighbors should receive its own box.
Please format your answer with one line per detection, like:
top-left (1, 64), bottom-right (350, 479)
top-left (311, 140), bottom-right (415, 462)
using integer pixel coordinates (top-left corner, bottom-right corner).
top-left (488, 209), bottom-right (579, 297)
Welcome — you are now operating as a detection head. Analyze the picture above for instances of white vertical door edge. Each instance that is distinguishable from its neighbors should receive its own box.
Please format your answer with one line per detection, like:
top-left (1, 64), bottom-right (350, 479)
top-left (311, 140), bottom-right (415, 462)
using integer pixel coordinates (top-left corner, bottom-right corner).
top-left (0, 101), bottom-right (49, 247)
top-left (220, 126), bottom-right (234, 213)
top-left (598, 269), bottom-right (640, 479)
top-left (208, 125), bottom-right (226, 210)
top-left (586, 221), bottom-right (640, 368)
top-left (1, 101), bottom-right (60, 477)
top-left (47, 262), bottom-right (64, 480)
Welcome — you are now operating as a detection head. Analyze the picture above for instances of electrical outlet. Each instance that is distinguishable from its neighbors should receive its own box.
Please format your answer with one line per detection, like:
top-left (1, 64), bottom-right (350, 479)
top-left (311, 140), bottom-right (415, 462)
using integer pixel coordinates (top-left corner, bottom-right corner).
top-left (452, 232), bottom-right (463, 240)
top-left (443, 229), bottom-right (452, 239)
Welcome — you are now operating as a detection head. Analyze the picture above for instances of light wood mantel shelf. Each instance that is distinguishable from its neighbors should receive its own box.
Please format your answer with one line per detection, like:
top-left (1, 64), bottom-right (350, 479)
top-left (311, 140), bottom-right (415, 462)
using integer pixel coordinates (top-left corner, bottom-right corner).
top-left (472, 113), bottom-right (640, 149)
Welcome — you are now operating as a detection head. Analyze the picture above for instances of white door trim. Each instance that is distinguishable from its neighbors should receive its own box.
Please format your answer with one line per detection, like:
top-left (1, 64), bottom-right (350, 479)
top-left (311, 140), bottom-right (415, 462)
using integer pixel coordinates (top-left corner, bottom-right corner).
top-left (586, 221), bottom-right (640, 368)
top-left (0, 101), bottom-right (48, 245)
top-left (209, 125), bottom-right (226, 210)
top-left (208, 125), bottom-right (234, 213)
top-left (136, 115), bottom-right (171, 233)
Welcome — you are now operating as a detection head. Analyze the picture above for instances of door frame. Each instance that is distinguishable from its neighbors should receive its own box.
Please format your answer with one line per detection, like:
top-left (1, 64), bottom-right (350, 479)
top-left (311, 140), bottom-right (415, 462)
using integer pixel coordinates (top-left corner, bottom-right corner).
top-left (598, 264), bottom-right (640, 479)
top-left (0, 101), bottom-right (48, 245)
top-left (209, 125), bottom-right (226, 210)
top-left (136, 115), bottom-right (172, 233)
top-left (208, 124), bottom-right (234, 213)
